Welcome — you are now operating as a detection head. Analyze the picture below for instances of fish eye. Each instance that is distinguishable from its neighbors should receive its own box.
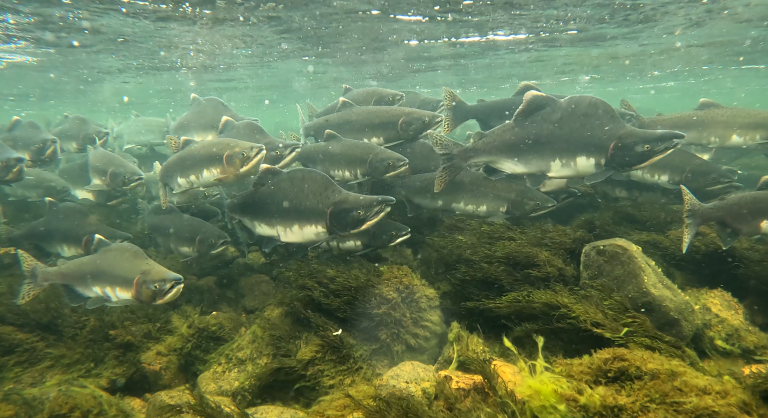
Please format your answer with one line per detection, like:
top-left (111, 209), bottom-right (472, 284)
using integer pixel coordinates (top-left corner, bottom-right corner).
top-left (241, 151), bottom-right (248, 157)
top-left (388, 161), bottom-right (393, 166)
top-left (210, 239), bottom-right (215, 244)
top-left (357, 210), bottom-right (364, 216)
top-left (534, 202), bottom-right (542, 207)
top-left (152, 284), bottom-right (160, 290)
top-left (643, 144), bottom-right (651, 151)
top-left (275, 150), bottom-right (281, 155)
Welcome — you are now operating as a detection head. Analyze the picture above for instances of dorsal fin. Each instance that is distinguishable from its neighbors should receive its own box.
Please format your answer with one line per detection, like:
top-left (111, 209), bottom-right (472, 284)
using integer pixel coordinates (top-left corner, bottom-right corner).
top-left (306, 102), bottom-right (319, 119)
top-left (279, 131), bottom-right (287, 141)
top-left (322, 130), bottom-right (345, 142)
top-left (63, 113), bottom-right (71, 119)
top-left (131, 111), bottom-right (142, 118)
top-left (513, 82), bottom-right (542, 97)
top-left (252, 164), bottom-right (283, 190)
top-left (620, 99), bottom-right (638, 114)
top-left (45, 197), bottom-right (59, 211)
top-left (190, 93), bottom-right (203, 107)
top-left (336, 98), bottom-right (358, 112)
top-left (511, 91), bottom-right (559, 123)
top-left (288, 132), bottom-right (301, 142)
top-left (86, 234), bottom-right (112, 254)
top-left (695, 99), bottom-right (726, 111)
top-left (757, 176), bottom-right (768, 192)
top-left (7, 116), bottom-right (23, 132)
top-left (342, 85), bottom-right (354, 96)
top-left (476, 99), bottom-right (487, 104)
top-left (470, 131), bottom-right (486, 143)
top-left (218, 116), bottom-right (238, 135)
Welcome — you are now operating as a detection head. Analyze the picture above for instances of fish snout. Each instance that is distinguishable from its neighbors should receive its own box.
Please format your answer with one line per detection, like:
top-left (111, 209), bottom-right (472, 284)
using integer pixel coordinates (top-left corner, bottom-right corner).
top-left (154, 275), bottom-right (184, 304)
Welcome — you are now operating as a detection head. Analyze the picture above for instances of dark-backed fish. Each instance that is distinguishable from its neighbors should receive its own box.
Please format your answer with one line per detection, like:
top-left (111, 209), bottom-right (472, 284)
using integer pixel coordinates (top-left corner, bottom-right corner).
top-left (0, 117), bottom-right (60, 168)
top-left (0, 141), bottom-right (26, 185)
top-left (307, 85), bottom-right (405, 121)
top-left (401, 90), bottom-right (444, 113)
top-left (111, 112), bottom-right (169, 156)
top-left (314, 219), bottom-right (411, 255)
top-left (386, 140), bottom-right (442, 175)
top-left (226, 165), bottom-right (396, 244)
top-left (618, 149), bottom-right (741, 193)
top-left (218, 117), bottom-right (301, 168)
top-left (86, 146), bottom-right (145, 191)
top-left (51, 114), bottom-right (109, 153)
top-left (146, 204), bottom-right (229, 259)
top-left (16, 236), bottom-right (183, 308)
top-left (1, 168), bottom-right (72, 201)
top-left (168, 94), bottom-right (258, 143)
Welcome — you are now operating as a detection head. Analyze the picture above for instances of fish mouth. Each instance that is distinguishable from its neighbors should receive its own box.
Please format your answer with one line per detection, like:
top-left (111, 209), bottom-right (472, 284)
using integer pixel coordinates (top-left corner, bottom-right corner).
top-left (351, 205), bottom-right (392, 234)
top-left (393, 94), bottom-right (406, 107)
top-left (429, 117), bottom-right (445, 133)
top-left (239, 148), bottom-right (267, 174)
top-left (384, 160), bottom-right (410, 177)
top-left (704, 182), bottom-right (744, 193)
top-left (210, 241), bottom-right (230, 254)
top-left (389, 232), bottom-right (411, 246)
top-left (155, 280), bottom-right (184, 304)
top-left (276, 146), bottom-right (302, 169)
top-left (527, 200), bottom-right (560, 217)
top-left (125, 176), bottom-right (145, 190)
top-left (630, 145), bottom-right (679, 170)
top-left (44, 140), bottom-right (60, 160)
top-left (3, 164), bottom-right (26, 183)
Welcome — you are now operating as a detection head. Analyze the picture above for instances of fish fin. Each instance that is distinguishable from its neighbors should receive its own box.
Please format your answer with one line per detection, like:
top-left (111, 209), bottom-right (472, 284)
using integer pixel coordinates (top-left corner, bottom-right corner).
top-left (131, 111), bottom-right (142, 118)
top-left (695, 99), bottom-right (726, 111)
top-left (85, 144), bottom-right (98, 155)
top-left (435, 160), bottom-right (465, 192)
top-left (166, 113), bottom-right (174, 133)
top-left (442, 87), bottom-right (471, 134)
top-left (610, 172), bottom-right (630, 181)
top-left (336, 98), bottom-right (358, 112)
top-left (16, 250), bottom-right (49, 305)
top-left (252, 164), bottom-right (283, 189)
top-left (153, 161), bottom-right (162, 175)
top-left (658, 182), bottom-right (679, 189)
top-left (429, 131), bottom-right (465, 154)
top-left (513, 82), bottom-right (542, 96)
top-left (470, 131), bottom-right (487, 143)
top-left (511, 91), bottom-right (559, 123)
top-left (680, 185), bottom-right (705, 254)
top-left (403, 198), bottom-right (423, 217)
top-left (219, 116), bottom-right (237, 135)
top-left (584, 170), bottom-right (614, 184)
top-left (261, 237), bottom-right (282, 253)
top-left (8, 116), bottom-right (23, 132)
top-left (106, 299), bottom-right (138, 306)
top-left (480, 165), bottom-right (507, 180)
top-left (190, 93), bottom-right (203, 107)
top-left (297, 103), bottom-right (306, 127)
top-left (353, 248), bottom-right (375, 256)
top-left (342, 84), bottom-right (354, 95)
top-left (525, 174), bottom-right (549, 188)
top-left (288, 132), bottom-right (302, 143)
top-left (61, 285), bottom-right (88, 306)
top-left (757, 175), bottom-right (768, 191)
top-left (279, 131), bottom-right (288, 141)
top-left (486, 214), bottom-right (509, 223)
top-left (85, 297), bottom-right (109, 309)
top-left (159, 184), bottom-right (169, 209)
top-left (321, 130), bottom-right (344, 142)
top-left (84, 183), bottom-right (109, 191)
top-left (44, 197), bottom-right (60, 211)
top-left (476, 99), bottom-right (486, 104)
top-left (167, 135), bottom-right (183, 153)
top-left (306, 102), bottom-right (319, 121)
top-left (715, 223), bottom-right (740, 249)
top-left (619, 99), bottom-right (640, 115)
top-left (85, 234), bottom-right (113, 254)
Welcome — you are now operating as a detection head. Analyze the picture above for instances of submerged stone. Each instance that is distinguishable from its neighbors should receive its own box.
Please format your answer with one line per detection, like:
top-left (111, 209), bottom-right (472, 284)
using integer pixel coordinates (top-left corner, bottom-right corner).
top-left (375, 361), bottom-right (437, 402)
top-left (245, 405), bottom-right (308, 418)
top-left (437, 370), bottom-right (487, 397)
top-left (145, 387), bottom-right (199, 418)
top-left (580, 238), bottom-right (698, 342)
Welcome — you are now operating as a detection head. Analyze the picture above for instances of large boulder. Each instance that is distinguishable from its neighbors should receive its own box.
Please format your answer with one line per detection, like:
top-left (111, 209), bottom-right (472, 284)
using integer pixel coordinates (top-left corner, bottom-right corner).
top-left (375, 361), bottom-right (437, 402)
top-left (580, 238), bottom-right (698, 342)
top-left (245, 405), bottom-right (308, 418)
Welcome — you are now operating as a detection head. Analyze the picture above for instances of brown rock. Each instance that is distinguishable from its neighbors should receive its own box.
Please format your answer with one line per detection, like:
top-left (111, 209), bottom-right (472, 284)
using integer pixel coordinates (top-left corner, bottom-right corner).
top-left (122, 396), bottom-right (147, 417)
top-left (492, 360), bottom-right (523, 392)
top-left (437, 370), bottom-right (486, 396)
top-left (145, 387), bottom-right (199, 418)
top-left (375, 361), bottom-right (437, 401)
top-left (245, 405), bottom-right (308, 418)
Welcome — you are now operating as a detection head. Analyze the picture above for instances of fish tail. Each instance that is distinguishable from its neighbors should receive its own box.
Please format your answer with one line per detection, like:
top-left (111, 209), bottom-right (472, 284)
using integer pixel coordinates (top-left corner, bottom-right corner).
top-left (442, 87), bottom-right (471, 134)
top-left (167, 135), bottom-right (182, 153)
top-left (429, 131), bottom-right (466, 155)
top-left (16, 250), bottom-right (49, 305)
top-left (435, 158), bottom-right (465, 193)
top-left (680, 185), bottom-right (705, 254)
top-left (159, 184), bottom-right (169, 210)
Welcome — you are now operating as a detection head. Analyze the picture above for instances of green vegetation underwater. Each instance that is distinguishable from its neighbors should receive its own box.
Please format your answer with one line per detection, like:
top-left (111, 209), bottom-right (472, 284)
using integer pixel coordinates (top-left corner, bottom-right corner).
top-left (2, 1), bottom-right (768, 417)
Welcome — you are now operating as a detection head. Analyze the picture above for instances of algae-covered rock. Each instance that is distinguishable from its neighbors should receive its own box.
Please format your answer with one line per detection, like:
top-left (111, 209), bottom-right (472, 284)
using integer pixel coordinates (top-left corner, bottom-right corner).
top-left (245, 405), bottom-right (308, 418)
top-left (580, 238), bottom-right (698, 342)
top-left (145, 387), bottom-right (198, 418)
top-left (437, 370), bottom-right (487, 397)
top-left (308, 384), bottom-right (376, 418)
top-left (688, 288), bottom-right (768, 360)
top-left (375, 361), bottom-right (437, 402)
top-left (434, 322), bottom-right (496, 372)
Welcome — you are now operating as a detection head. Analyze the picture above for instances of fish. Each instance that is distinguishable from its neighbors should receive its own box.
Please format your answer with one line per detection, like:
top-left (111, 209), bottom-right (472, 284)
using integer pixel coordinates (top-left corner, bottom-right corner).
top-left (85, 146), bottom-right (145, 191)
top-left (157, 137), bottom-right (266, 208)
top-left (295, 130), bottom-right (409, 183)
top-left (111, 112), bottom-right (170, 156)
top-left (57, 159), bottom-right (117, 203)
top-left (15, 236), bottom-right (184, 308)
top-left (0, 117), bottom-right (60, 168)
top-left (0, 141), bottom-right (26, 186)
top-left (314, 219), bottom-right (411, 255)
top-left (621, 98), bottom-right (768, 148)
top-left (387, 140), bottom-right (442, 175)
top-left (679, 144), bottom-right (753, 166)
top-left (51, 114), bottom-right (110, 153)
top-left (218, 117), bottom-right (301, 168)
top-left (299, 99), bottom-right (443, 147)
top-left (307, 85), bottom-right (405, 121)
top-left (430, 91), bottom-right (685, 192)
top-left (615, 149), bottom-right (742, 193)
top-left (168, 94), bottom-right (258, 143)
top-left (681, 178), bottom-right (768, 253)
top-left (400, 90), bottom-right (445, 113)
top-left (1, 199), bottom-right (132, 257)
top-left (1, 168), bottom-right (72, 201)
top-left (225, 165), bottom-right (396, 244)
top-left (442, 82), bottom-right (570, 132)
top-left (385, 169), bottom-right (557, 219)
top-left (145, 204), bottom-right (230, 259)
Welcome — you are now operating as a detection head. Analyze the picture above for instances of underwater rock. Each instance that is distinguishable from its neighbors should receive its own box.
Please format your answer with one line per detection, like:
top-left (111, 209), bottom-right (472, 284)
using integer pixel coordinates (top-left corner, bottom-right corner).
top-left (123, 396), bottom-right (147, 417)
top-left (437, 370), bottom-right (487, 397)
top-left (491, 360), bottom-right (523, 393)
top-left (580, 238), bottom-right (698, 342)
top-left (245, 405), bottom-right (308, 418)
top-left (308, 384), bottom-right (375, 418)
top-left (687, 288), bottom-right (768, 360)
top-left (433, 322), bottom-right (496, 372)
top-left (0, 379), bottom-right (139, 418)
top-left (145, 387), bottom-right (199, 418)
top-left (375, 361), bottom-right (438, 402)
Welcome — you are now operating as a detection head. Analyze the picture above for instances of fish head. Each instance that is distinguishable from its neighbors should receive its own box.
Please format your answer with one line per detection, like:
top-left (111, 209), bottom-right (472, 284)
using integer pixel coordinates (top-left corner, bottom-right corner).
top-left (398, 113), bottom-right (444, 138)
top-left (195, 231), bottom-right (231, 255)
top-left (0, 145), bottom-right (27, 185)
top-left (327, 195), bottom-right (396, 235)
top-left (223, 143), bottom-right (266, 175)
top-left (267, 142), bottom-right (302, 168)
top-left (373, 92), bottom-right (406, 107)
top-left (106, 166), bottom-right (145, 190)
top-left (369, 221), bottom-right (411, 248)
top-left (367, 149), bottom-right (410, 179)
top-left (607, 128), bottom-right (684, 172)
top-left (508, 189), bottom-right (558, 217)
top-left (134, 273), bottom-right (185, 304)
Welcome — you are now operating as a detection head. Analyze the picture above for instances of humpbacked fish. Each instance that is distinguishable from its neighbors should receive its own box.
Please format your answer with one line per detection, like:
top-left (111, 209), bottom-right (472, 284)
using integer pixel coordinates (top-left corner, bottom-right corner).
top-left (0, 168), bottom-right (72, 201)
top-left (314, 219), bottom-right (411, 255)
top-left (51, 114), bottom-right (109, 153)
top-left (111, 112), bottom-right (169, 156)
top-left (168, 94), bottom-right (258, 143)
top-left (15, 236), bottom-right (183, 308)
top-left (0, 117), bottom-right (60, 168)
top-left (401, 90), bottom-right (444, 113)
top-left (226, 165), bottom-right (396, 244)
top-left (218, 117), bottom-right (301, 168)
top-left (86, 146), bottom-right (145, 192)
top-left (307, 85), bottom-right (405, 121)
top-left (146, 204), bottom-right (230, 259)
top-left (431, 91), bottom-right (684, 192)
top-left (621, 98), bottom-right (768, 148)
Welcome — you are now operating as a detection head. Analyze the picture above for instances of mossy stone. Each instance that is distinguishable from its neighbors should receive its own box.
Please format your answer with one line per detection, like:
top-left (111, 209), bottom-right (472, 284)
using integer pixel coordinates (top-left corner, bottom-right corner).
top-left (245, 405), bottom-right (308, 418)
top-left (375, 361), bottom-right (438, 402)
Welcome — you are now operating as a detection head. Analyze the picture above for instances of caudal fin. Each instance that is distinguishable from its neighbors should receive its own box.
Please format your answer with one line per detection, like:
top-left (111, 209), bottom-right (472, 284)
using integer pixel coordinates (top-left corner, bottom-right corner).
top-left (680, 185), bottom-right (705, 254)
top-left (442, 87), bottom-right (471, 134)
top-left (429, 131), bottom-right (466, 192)
top-left (16, 250), bottom-right (49, 304)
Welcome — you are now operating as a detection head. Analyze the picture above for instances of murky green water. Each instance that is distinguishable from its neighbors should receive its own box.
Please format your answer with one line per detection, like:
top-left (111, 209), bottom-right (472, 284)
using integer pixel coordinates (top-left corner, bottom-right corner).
top-left (2, 1), bottom-right (768, 417)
